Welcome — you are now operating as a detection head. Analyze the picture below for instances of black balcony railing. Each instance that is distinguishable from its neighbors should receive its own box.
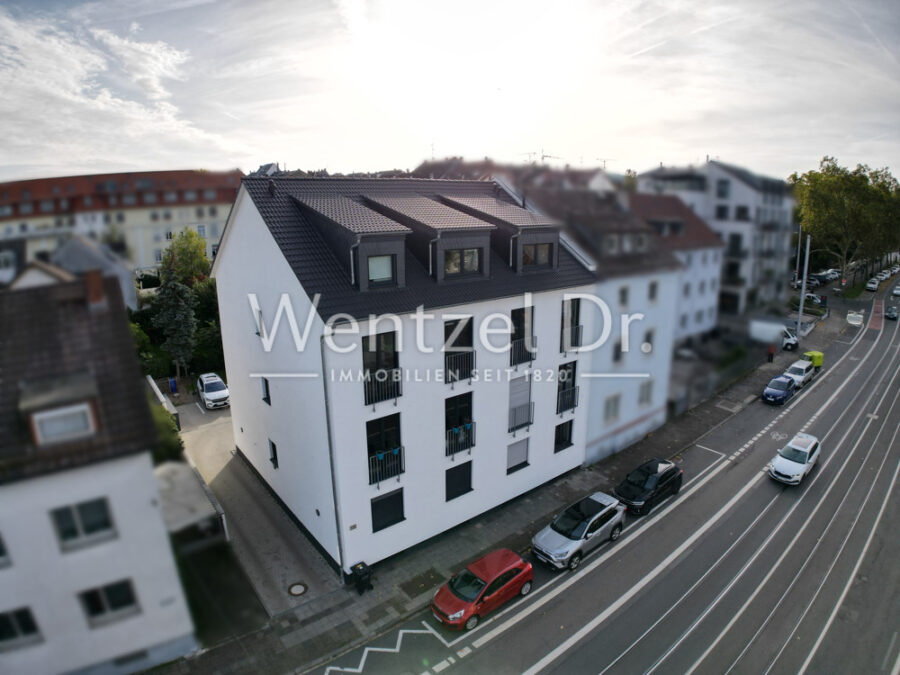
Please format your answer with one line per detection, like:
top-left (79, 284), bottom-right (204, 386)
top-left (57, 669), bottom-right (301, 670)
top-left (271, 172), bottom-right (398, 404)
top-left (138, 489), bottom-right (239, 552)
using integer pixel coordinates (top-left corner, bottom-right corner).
top-left (508, 402), bottom-right (535, 432)
top-left (560, 325), bottom-right (583, 353)
top-left (444, 351), bottom-right (475, 383)
top-left (556, 386), bottom-right (580, 414)
top-left (363, 368), bottom-right (402, 406)
top-left (445, 422), bottom-right (476, 456)
top-left (509, 336), bottom-right (537, 367)
top-left (368, 446), bottom-right (404, 485)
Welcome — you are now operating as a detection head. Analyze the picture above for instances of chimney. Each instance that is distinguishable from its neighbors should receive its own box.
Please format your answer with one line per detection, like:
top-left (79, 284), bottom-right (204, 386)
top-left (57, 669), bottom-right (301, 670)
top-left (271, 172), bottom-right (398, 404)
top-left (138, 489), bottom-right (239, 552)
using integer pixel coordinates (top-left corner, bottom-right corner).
top-left (85, 269), bottom-right (107, 310)
top-left (268, 179), bottom-right (276, 196)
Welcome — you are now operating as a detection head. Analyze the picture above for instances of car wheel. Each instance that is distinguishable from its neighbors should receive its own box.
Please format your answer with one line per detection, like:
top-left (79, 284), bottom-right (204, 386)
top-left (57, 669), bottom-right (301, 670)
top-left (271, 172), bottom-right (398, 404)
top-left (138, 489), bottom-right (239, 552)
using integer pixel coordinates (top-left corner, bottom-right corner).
top-left (610, 524), bottom-right (622, 542)
top-left (567, 553), bottom-right (582, 571)
top-left (465, 615), bottom-right (479, 630)
top-left (520, 581), bottom-right (532, 596)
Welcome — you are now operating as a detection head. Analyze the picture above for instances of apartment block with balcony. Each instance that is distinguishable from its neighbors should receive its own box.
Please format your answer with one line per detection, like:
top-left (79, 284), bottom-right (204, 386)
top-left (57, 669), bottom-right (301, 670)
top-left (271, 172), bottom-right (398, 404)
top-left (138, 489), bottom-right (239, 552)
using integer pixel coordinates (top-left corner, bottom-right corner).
top-left (212, 177), bottom-right (599, 575)
top-left (638, 160), bottom-right (794, 315)
top-left (0, 276), bottom-right (195, 675)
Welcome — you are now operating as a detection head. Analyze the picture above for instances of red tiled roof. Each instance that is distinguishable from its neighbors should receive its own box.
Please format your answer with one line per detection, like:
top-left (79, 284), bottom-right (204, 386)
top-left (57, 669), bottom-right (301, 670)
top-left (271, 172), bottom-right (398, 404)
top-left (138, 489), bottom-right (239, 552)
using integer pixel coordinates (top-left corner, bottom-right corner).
top-left (628, 193), bottom-right (723, 251)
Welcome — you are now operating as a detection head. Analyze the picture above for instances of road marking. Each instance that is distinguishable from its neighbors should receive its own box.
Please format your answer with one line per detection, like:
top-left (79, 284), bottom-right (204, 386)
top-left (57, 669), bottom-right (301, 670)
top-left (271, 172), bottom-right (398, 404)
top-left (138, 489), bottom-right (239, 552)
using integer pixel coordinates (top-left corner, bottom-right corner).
top-left (433, 660), bottom-right (450, 673)
top-left (882, 632), bottom-right (898, 672)
top-left (695, 444), bottom-right (723, 457)
top-left (323, 627), bottom-right (434, 674)
top-left (195, 402), bottom-right (206, 415)
top-left (457, 647), bottom-right (471, 659)
top-left (520, 472), bottom-right (764, 675)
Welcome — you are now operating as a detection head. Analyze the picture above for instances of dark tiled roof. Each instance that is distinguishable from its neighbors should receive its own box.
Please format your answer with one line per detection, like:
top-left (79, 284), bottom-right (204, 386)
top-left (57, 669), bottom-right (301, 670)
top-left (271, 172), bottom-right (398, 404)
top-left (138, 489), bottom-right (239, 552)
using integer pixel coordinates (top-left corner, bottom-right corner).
top-left (710, 160), bottom-right (790, 194)
top-left (443, 196), bottom-right (560, 228)
top-left (237, 177), bottom-right (597, 321)
top-left (293, 195), bottom-right (411, 234)
top-left (366, 196), bottom-right (495, 232)
top-left (628, 193), bottom-right (723, 251)
top-left (0, 278), bottom-right (157, 485)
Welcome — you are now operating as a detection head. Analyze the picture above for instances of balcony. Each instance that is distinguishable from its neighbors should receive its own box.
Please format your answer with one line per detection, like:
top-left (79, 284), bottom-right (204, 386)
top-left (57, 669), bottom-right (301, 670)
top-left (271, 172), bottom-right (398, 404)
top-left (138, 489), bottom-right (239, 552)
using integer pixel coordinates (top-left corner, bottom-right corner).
top-left (445, 422), bottom-right (476, 457)
top-left (725, 248), bottom-right (749, 260)
top-left (368, 446), bottom-right (404, 485)
top-left (508, 402), bottom-right (534, 433)
top-left (363, 369), bottom-right (402, 407)
top-left (560, 325), bottom-right (583, 353)
top-left (722, 276), bottom-right (746, 287)
top-left (444, 351), bottom-right (475, 384)
top-left (556, 386), bottom-right (580, 414)
top-left (510, 336), bottom-right (537, 367)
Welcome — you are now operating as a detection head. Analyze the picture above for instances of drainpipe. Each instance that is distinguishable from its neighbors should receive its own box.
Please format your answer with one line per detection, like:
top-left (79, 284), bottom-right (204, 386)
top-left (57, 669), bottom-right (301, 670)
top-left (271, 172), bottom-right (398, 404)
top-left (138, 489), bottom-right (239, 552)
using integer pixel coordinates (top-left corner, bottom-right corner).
top-left (428, 233), bottom-right (441, 277)
top-left (320, 334), bottom-right (348, 581)
top-left (509, 232), bottom-right (521, 270)
top-left (349, 238), bottom-right (360, 286)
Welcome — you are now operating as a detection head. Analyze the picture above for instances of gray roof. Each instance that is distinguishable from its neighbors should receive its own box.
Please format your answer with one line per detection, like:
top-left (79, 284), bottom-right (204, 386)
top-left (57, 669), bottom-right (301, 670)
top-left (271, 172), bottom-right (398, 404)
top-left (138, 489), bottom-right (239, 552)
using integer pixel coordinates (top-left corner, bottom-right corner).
top-left (293, 195), bottom-right (411, 235)
top-left (236, 177), bottom-right (597, 321)
top-left (365, 195), bottom-right (495, 232)
top-left (442, 195), bottom-right (561, 228)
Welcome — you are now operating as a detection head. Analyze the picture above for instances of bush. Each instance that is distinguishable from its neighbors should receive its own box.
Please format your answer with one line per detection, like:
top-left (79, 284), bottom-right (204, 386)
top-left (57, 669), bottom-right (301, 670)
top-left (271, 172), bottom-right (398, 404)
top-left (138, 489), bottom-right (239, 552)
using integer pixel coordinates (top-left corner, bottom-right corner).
top-left (148, 393), bottom-right (183, 464)
top-left (717, 345), bottom-right (748, 370)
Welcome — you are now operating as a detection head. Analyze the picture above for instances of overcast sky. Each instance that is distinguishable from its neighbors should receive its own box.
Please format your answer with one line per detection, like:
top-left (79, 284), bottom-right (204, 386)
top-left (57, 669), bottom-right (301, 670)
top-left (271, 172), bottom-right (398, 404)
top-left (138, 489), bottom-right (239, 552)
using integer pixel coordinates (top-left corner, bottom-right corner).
top-left (0, 0), bottom-right (897, 183)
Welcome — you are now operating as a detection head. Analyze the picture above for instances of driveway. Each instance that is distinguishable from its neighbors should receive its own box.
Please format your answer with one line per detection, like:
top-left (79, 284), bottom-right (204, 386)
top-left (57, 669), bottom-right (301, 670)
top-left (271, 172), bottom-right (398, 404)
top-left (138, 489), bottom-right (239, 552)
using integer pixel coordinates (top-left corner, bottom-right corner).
top-left (178, 401), bottom-right (341, 617)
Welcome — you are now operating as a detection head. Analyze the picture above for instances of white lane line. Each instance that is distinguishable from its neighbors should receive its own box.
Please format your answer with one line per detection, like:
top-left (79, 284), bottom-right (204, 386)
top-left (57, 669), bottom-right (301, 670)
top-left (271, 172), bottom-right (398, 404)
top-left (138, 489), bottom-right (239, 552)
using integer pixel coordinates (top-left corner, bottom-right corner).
top-left (598, 492), bottom-right (781, 675)
top-left (520, 472), bottom-right (764, 674)
top-left (694, 444), bottom-right (724, 457)
top-left (432, 660), bottom-right (450, 673)
top-left (679, 329), bottom-right (900, 675)
top-left (195, 402), bottom-right (206, 415)
top-left (323, 627), bottom-right (434, 674)
top-left (883, 632), bottom-right (898, 672)
top-left (798, 456), bottom-right (900, 673)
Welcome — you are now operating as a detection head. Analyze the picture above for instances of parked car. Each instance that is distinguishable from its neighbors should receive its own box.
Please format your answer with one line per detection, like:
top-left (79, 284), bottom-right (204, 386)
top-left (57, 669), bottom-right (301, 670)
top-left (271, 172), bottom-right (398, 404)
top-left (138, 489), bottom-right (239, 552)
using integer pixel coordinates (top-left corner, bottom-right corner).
top-left (531, 492), bottom-right (625, 571)
top-left (762, 375), bottom-right (796, 405)
top-left (431, 549), bottom-right (533, 630)
top-left (768, 433), bottom-right (821, 485)
top-left (866, 278), bottom-right (879, 292)
top-left (613, 459), bottom-right (683, 516)
top-left (805, 277), bottom-right (821, 289)
top-left (783, 360), bottom-right (816, 388)
top-left (197, 373), bottom-right (230, 409)
top-left (886, 306), bottom-right (898, 321)
top-left (803, 293), bottom-right (822, 306)
top-left (893, 286), bottom-right (900, 297)
top-left (892, 265), bottom-right (899, 275)
top-left (878, 270), bottom-right (890, 281)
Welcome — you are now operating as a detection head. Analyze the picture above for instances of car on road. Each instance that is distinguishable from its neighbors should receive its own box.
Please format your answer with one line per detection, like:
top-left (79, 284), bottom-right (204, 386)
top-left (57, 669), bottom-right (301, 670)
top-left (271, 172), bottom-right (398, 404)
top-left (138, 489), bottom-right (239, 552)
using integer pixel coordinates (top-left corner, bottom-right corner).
top-left (768, 432), bottom-right (821, 485)
top-left (531, 492), bottom-right (625, 571)
top-left (197, 372), bottom-right (230, 409)
top-left (894, 286), bottom-right (900, 297)
top-left (614, 459), bottom-right (683, 516)
top-left (762, 375), bottom-right (797, 405)
top-left (783, 359), bottom-right (816, 388)
top-left (431, 548), bottom-right (533, 630)
top-left (866, 278), bottom-right (879, 292)
top-left (886, 306), bottom-right (898, 321)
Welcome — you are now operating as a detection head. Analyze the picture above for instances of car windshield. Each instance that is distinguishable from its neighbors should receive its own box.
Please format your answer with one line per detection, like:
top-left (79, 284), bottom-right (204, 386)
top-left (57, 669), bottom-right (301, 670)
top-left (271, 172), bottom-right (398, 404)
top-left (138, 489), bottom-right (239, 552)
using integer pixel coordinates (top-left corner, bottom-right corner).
top-left (779, 445), bottom-right (808, 464)
top-left (768, 379), bottom-right (789, 391)
top-left (205, 381), bottom-right (227, 392)
top-left (626, 470), bottom-right (657, 490)
top-left (448, 569), bottom-right (486, 602)
top-left (787, 366), bottom-right (805, 376)
top-left (551, 507), bottom-right (590, 540)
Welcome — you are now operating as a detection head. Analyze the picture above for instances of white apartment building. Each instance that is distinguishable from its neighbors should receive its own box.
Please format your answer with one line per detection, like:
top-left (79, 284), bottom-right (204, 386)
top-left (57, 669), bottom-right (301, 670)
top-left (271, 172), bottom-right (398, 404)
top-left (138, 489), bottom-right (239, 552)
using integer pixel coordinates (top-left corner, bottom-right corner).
top-left (0, 276), bottom-right (195, 675)
top-left (638, 160), bottom-right (794, 314)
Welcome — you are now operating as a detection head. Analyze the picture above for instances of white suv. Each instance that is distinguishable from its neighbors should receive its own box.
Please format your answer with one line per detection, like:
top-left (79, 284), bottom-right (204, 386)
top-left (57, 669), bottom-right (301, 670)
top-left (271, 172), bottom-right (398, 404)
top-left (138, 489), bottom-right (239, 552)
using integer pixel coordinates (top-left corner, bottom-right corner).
top-left (866, 278), bottom-right (879, 292)
top-left (783, 360), bottom-right (815, 388)
top-left (769, 433), bottom-right (820, 485)
top-left (197, 373), bottom-right (230, 409)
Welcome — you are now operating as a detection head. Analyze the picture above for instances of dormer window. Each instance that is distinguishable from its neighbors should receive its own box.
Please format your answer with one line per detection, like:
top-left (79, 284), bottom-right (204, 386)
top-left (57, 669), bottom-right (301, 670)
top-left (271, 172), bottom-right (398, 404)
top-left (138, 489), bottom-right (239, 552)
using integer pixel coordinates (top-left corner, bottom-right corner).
top-left (33, 403), bottom-right (95, 445)
top-left (367, 255), bottom-right (396, 286)
top-left (444, 248), bottom-right (480, 276)
top-left (604, 235), bottom-right (619, 255)
top-left (523, 243), bottom-right (551, 267)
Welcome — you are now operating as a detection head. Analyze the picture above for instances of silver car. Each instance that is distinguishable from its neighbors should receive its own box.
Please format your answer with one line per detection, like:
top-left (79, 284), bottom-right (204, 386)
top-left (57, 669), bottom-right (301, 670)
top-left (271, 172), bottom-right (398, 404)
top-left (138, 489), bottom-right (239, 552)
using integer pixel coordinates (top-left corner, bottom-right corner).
top-left (531, 492), bottom-right (625, 571)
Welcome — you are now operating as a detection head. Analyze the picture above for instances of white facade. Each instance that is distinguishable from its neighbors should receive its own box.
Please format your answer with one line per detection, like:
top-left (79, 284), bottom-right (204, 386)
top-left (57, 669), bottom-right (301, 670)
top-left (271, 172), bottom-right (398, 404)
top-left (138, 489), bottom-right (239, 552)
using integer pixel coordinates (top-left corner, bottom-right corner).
top-left (0, 453), bottom-right (195, 675)
top-left (673, 246), bottom-right (722, 342)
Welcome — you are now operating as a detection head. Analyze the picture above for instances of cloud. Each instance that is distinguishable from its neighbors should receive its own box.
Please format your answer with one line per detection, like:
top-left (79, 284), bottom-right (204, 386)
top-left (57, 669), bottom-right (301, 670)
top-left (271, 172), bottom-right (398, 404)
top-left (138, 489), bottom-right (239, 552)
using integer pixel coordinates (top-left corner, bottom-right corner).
top-left (90, 27), bottom-right (187, 100)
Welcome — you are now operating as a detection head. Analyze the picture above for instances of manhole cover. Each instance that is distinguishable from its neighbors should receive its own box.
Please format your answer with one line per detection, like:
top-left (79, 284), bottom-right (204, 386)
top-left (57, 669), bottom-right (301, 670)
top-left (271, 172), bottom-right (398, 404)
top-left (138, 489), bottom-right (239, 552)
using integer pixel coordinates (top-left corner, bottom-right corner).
top-left (288, 582), bottom-right (307, 596)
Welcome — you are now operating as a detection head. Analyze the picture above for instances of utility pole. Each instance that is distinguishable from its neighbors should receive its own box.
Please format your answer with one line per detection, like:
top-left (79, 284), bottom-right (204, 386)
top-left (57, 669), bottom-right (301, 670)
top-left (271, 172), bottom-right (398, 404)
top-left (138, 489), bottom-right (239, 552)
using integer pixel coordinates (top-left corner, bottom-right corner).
top-left (796, 234), bottom-right (811, 340)
top-left (794, 223), bottom-right (802, 282)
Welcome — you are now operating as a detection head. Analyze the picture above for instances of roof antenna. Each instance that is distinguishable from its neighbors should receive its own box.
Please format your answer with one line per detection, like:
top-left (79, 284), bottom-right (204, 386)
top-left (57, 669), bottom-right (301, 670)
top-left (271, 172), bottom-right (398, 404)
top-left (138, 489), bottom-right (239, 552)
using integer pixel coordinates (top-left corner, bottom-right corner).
top-left (268, 179), bottom-right (276, 196)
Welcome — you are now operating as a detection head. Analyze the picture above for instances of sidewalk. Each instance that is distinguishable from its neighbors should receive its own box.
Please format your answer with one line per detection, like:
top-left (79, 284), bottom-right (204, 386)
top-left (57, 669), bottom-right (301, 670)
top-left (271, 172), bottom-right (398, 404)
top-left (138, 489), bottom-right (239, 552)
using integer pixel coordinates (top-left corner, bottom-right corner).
top-left (156, 311), bottom-right (855, 675)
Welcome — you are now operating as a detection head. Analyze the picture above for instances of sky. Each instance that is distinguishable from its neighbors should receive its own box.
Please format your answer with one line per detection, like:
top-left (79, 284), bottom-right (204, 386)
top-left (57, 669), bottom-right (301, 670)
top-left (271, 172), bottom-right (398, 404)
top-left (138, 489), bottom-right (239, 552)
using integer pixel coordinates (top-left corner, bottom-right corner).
top-left (0, 0), bottom-right (897, 183)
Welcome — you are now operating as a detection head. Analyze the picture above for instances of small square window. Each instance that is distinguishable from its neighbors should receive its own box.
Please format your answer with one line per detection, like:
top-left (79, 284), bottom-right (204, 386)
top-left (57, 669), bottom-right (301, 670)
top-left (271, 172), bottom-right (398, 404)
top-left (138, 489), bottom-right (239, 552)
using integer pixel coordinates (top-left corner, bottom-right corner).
top-left (715, 205), bottom-right (729, 220)
top-left (444, 248), bottom-right (480, 276)
top-left (33, 403), bottom-right (94, 445)
top-left (445, 461), bottom-right (473, 501)
top-left (523, 243), bottom-right (551, 267)
top-left (368, 255), bottom-right (395, 285)
top-left (268, 440), bottom-right (278, 469)
top-left (51, 497), bottom-right (115, 551)
top-left (0, 607), bottom-right (41, 651)
top-left (371, 488), bottom-right (404, 533)
top-left (78, 579), bottom-right (139, 628)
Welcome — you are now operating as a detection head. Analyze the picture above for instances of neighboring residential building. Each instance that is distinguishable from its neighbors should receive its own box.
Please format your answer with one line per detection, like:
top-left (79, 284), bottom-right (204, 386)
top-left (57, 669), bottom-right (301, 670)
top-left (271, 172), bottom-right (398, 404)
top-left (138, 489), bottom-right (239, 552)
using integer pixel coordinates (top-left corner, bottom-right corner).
top-left (9, 259), bottom-right (76, 290)
top-left (638, 160), bottom-right (795, 314)
top-left (0, 238), bottom-right (27, 286)
top-left (0, 275), bottom-right (195, 674)
top-left (0, 170), bottom-right (242, 271)
top-left (50, 234), bottom-right (139, 310)
top-left (628, 193), bottom-right (724, 343)
top-left (213, 177), bottom-right (604, 575)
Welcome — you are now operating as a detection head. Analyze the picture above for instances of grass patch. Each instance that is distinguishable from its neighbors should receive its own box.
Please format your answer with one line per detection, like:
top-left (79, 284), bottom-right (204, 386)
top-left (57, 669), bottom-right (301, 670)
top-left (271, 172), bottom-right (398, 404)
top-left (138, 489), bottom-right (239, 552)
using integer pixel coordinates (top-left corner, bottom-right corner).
top-left (842, 281), bottom-right (866, 299)
top-left (716, 345), bottom-right (748, 370)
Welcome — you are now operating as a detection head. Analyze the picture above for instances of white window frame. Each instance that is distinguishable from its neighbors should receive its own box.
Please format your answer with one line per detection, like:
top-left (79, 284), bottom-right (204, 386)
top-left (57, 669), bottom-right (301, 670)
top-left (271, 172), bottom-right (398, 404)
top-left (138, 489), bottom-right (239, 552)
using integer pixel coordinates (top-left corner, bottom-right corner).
top-left (604, 394), bottom-right (620, 424)
top-left (0, 607), bottom-right (42, 652)
top-left (33, 403), bottom-right (95, 445)
top-left (79, 580), bottom-right (140, 628)
top-left (51, 497), bottom-right (116, 551)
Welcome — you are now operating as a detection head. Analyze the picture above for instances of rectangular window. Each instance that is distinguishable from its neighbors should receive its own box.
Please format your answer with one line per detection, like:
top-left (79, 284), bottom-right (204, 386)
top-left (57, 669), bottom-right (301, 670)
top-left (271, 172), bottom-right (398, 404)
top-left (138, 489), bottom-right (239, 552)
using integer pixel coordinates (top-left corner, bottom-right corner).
top-left (445, 461), bottom-right (473, 501)
top-left (209, 206), bottom-right (218, 216)
top-left (33, 403), bottom-right (94, 445)
top-left (508, 375), bottom-right (532, 432)
top-left (143, 192), bottom-right (157, 204)
top-left (604, 394), bottom-right (620, 423)
top-left (268, 440), bottom-right (278, 469)
top-left (695, 310), bottom-right (703, 323)
top-left (51, 497), bottom-right (115, 551)
top-left (371, 488), bottom-right (404, 532)
top-left (510, 306), bottom-right (536, 365)
top-left (644, 329), bottom-right (654, 351)
top-left (639, 381), bottom-right (653, 405)
top-left (164, 191), bottom-right (178, 203)
top-left (735, 205), bottom-right (750, 221)
top-left (79, 579), bottom-right (139, 628)
top-left (122, 194), bottom-right (136, 206)
top-left (261, 377), bottom-right (270, 405)
top-left (522, 243), bottom-right (551, 267)
top-left (0, 607), bottom-right (41, 651)
top-left (39, 199), bottom-right (54, 213)
top-left (613, 341), bottom-right (622, 364)
top-left (683, 283), bottom-right (691, 298)
top-left (367, 413), bottom-right (403, 483)
top-left (560, 297), bottom-right (581, 351)
top-left (554, 420), bottom-right (573, 453)
top-left (165, 230), bottom-right (173, 240)
top-left (184, 190), bottom-right (197, 202)
top-left (444, 248), bottom-right (480, 276)
top-left (557, 361), bottom-right (578, 414)
top-left (715, 205), bottom-right (729, 220)
top-left (154, 249), bottom-right (162, 263)
top-left (716, 179), bottom-right (730, 198)
top-left (116, 212), bottom-right (124, 223)
top-left (506, 438), bottom-right (529, 474)
top-left (367, 255), bottom-right (395, 285)
top-left (203, 189), bottom-right (217, 200)
top-left (362, 331), bottom-right (398, 373)
top-left (197, 225), bottom-right (206, 238)
top-left (0, 533), bottom-right (9, 568)
top-left (619, 286), bottom-right (628, 306)
top-left (445, 392), bottom-right (475, 455)
top-left (19, 202), bottom-right (33, 215)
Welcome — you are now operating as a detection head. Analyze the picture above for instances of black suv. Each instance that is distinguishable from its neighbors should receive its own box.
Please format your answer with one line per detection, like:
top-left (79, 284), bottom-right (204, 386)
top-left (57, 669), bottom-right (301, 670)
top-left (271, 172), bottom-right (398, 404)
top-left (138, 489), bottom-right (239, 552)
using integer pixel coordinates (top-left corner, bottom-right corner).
top-left (614, 459), bottom-right (683, 515)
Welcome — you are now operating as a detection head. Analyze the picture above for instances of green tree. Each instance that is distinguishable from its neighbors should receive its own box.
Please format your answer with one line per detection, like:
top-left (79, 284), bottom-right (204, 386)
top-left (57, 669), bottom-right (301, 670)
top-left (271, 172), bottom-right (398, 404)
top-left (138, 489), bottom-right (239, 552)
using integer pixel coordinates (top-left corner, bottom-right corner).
top-left (152, 280), bottom-right (197, 379)
top-left (160, 230), bottom-right (211, 287)
top-left (148, 394), bottom-right (184, 464)
top-left (192, 277), bottom-right (220, 325)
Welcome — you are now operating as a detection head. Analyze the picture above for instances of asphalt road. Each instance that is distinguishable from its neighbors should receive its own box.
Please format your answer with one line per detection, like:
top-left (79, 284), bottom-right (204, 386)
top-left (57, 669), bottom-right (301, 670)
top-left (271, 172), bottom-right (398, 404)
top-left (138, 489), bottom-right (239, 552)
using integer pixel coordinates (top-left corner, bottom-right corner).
top-left (312, 288), bottom-right (900, 675)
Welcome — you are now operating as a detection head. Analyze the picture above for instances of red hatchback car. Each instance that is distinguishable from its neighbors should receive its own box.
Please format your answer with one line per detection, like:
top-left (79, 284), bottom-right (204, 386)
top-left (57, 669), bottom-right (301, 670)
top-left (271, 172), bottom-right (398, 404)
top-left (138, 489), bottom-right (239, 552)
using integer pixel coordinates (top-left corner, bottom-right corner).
top-left (431, 548), bottom-right (533, 630)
